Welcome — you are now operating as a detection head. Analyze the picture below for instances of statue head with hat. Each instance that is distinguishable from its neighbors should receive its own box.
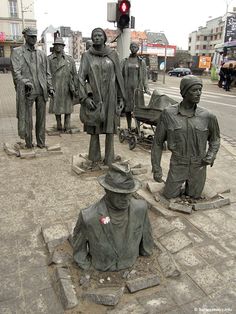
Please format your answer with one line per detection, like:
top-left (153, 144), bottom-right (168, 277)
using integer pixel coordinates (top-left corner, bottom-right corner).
top-left (53, 37), bottom-right (65, 54)
top-left (180, 75), bottom-right (203, 103)
top-left (22, 27), bottom-right (37, 47)
top-left (97, 163), bottom-right (140, 210)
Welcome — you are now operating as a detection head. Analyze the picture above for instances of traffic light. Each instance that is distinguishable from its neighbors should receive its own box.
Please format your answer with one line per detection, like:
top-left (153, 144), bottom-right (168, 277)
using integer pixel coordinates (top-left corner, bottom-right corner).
top-left (117, 0), bottom-right (131, 30)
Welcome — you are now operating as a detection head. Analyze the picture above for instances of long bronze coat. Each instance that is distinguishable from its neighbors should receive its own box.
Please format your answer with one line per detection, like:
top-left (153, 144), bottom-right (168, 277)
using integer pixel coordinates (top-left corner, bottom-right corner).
top-left (48, 53), bottom-right (77, 114)
top-left (78, 46), bottom-right (126, 135)
top-left (10, 44), bottom-right (52, 138)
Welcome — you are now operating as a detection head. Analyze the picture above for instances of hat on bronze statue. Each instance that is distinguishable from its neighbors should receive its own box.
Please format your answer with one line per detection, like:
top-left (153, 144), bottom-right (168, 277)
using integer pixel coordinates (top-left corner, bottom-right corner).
top-left (97, 163), bottom-right (141, 194)
top-left (22, 27), bottom-right (37, 36)
top-left (180, 75), bottom-right (203, 97)
top-left (53, 37), bottom-right (65, 46)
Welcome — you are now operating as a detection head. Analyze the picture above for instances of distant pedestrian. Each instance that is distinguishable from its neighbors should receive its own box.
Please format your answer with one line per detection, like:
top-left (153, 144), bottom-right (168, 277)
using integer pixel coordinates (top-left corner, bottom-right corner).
top-left (48, 37), bottom-right (78, 132)
top-left (10, 27), bottom-right (54, 148)
top-left (218, 64), bottom-right (226, 88)
top-left (224, 63), bottom-right (234, 92)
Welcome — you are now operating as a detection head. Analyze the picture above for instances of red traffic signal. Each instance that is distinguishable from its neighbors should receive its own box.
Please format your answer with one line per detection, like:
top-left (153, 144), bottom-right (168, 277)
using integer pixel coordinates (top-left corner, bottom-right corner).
top-left (117, 0), bottom-right (131, 30)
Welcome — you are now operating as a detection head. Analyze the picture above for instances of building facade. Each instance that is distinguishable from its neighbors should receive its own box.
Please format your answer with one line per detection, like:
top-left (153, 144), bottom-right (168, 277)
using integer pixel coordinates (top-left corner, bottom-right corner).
top-left (0, 0), bottom-right (36, 57)
top-left (188, 17), bottom-right (225, 58)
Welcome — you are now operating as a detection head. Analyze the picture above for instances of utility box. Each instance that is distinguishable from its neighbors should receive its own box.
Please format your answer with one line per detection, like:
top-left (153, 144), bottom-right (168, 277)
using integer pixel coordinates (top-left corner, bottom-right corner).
top-left (107, 2), bottom-right (117, 22)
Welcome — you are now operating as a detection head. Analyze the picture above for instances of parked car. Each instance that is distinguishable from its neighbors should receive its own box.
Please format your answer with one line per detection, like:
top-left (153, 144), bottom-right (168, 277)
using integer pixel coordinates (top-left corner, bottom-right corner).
top-left (168, 67), bottom-right (192, 77)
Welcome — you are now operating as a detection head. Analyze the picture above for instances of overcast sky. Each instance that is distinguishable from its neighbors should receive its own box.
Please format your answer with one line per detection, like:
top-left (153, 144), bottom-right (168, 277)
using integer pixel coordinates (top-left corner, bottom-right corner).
top-left (34, 0), bottom-right (236, 49)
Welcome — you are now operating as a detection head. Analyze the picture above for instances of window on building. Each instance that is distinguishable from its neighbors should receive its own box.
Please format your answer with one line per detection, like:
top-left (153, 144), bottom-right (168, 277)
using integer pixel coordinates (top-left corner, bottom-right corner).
top-left (189, 37), bottom-right (191, 43)
top-left (216, 27), bottom-right (218, 32)
top-left (196, 45), bottom-right (199, 49)
top-left (10, 23), bottom-right (20, 39)
top-left (0, 46), bottom-right (4, 57)
top-left (9, 0), bottom-right (18, 17)
top-left (203, 45), bottom-right (207, 49)
top-left (197, 36), bottom-right (200, 41)
top-left (204, 36), bottom-right (207, 41)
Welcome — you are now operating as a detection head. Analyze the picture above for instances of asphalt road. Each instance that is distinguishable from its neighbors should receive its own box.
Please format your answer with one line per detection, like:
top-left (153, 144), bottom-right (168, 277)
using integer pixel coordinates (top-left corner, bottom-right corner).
top-left (148, 75), bottom-right (236, 141)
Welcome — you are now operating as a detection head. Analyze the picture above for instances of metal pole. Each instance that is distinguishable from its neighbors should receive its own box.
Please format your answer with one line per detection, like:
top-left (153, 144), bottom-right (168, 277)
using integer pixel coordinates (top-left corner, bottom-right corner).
top-left (20, 0), bottom-right (25, 31)
top-left (163, 44), bottom-right (167, 84)
top-left (117, 28), bottom-right (131, 61)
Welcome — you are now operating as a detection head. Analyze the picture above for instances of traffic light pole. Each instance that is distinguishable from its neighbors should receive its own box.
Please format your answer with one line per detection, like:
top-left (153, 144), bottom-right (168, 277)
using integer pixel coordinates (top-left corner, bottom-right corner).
top-left (117, 28), bottom-right (131, 61)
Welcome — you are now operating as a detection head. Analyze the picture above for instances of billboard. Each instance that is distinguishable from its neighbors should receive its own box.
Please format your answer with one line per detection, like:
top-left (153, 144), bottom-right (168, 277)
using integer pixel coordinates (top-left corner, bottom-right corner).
top-left (141, 43), bottom-right (176, 56)
top-left (224, 15), bottom-right (236, 42)
top-left (198, 56), bottom-right (211, 69)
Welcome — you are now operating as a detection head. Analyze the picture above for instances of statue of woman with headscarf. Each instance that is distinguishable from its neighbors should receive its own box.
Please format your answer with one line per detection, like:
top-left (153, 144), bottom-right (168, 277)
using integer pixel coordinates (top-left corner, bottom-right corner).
top-left (78, 27), bottom-right (126, 166)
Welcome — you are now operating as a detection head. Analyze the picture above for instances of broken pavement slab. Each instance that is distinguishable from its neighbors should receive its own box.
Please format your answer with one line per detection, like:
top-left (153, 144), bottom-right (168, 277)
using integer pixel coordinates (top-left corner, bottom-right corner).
top-left (146, 181), bottom-right (165, 194)
top-left (42, 224), bottom-right (70, 253)
top-left (193, 197), bottom-right (230, 211)
top-left (3, 142), bottom-right (19, 156)
top-left (157, 251), bottom-right (181, 278)
top-left (19, 149), bottom-right (36, 159)
top-left (53, 267), bottom-right (78, 310)
top-left (169, 201), bottom-right (192, 214)
top-left (82, 287), bottom-right (124, 306)
top-left (126, 274), bottom-right (160, 293)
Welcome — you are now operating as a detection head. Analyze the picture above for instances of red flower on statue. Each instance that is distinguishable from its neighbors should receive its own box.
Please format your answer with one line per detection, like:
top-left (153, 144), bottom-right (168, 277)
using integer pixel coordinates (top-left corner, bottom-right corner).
top-left (99, 216), bottom-right (111, 224)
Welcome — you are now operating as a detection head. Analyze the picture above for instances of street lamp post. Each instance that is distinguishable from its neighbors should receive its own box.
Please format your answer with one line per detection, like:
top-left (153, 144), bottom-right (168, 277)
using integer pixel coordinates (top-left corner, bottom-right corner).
top-left (163, 44), bottom-right (167, 84)
top-left (20, 0), bottom-right (25, 31)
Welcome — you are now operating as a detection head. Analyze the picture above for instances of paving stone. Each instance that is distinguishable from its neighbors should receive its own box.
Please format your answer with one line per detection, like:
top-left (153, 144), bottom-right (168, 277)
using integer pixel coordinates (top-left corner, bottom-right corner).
top-left (202, 183), bottom-right (219, 199)
top-left (187, 265), bottom-right (225, 295)
top-left (174, 247), bottom-right (208, 271)
top-left (209, 283), bottom-right (236, 311)
top-left (47, 143), bottom-right (61, 151)
top-left (0, 297), bottom-right (26, 314)
top-left (107, 300), bottom-right (148, 314)
top-left (157, 251), bottom-right (181, 278)
top-left (203, 209), bottom-right (236, 235)
top-left (166, 274), bottom-right (205, 306)
top-left (131, 167), bottom-right (148, 175)
top-left (55, 278), bottom-right (78, 310)
top-left (126, 275), bottom-right (160, 293)
top-left (83, 287), bottom-right (124, 306)
top-left (193, 198), bottom-right (230, 210)
top-left (158, 229), bottom-right (192, 254)
top-left (151, 216), bottom-right (176, 240)
top-left (20, 266), bottom-right (52, 295)
top-left (3, 142), bottom-right (19, 156)
top-left (0, 272), bottom-right (22, 302)
top-left (181, 296), bottom-right (217, 314)
top-left (24, 287), bottom-right (64, 314)
top-left (185, 213), bottom-right (230, 241)
top-left (19, 149), bottom-right (36, 159)
top-left (195, 244), bottom-right (228, 265)
top-left (169, 202), bottom-right (192, 214)
top-left (214, 259), bottom-right (236, 282)
top-left (54, 267), bottom-right (72, 281)
top-left (49, 250), bottom-right (73, 265)
top-left (221, 204), bottom-right (236, 219)
top-left (137, 290), bottom-right (177, 313)
top-left (146, 181), bottom-right (165, 194)
top-left (41, 224), bottom-right (69, 253)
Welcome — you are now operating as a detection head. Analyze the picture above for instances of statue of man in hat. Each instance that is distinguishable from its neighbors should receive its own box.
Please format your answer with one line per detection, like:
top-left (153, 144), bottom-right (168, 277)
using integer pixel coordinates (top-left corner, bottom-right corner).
top-left (10, 27), bottom-right (54, 148)
top-left (72, 163), bottom-right (153, 271)
top-left (48, 37), bottom-right (78, 132)
top-left (151, 75), bottom-right (220, 199)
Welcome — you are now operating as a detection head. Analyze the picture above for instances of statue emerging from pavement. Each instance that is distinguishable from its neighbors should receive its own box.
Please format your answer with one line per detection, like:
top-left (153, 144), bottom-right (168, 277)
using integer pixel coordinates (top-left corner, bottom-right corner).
top-left (48, 37), bottom-right (78, 132)
top-left (72, 163), bottom-right (153, 271)
top-left (11, 27), bottom-right (54, 148)
top-left (78, 27), bottom-right (126, 166)
top-left (151, 75), bottom-right (220, 199)
top-left (121, 42), bottom-right (151, 130)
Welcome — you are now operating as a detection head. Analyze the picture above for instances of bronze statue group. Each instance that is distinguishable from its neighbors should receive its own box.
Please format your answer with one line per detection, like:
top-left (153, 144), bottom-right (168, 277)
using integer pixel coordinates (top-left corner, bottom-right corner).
top-left (11, 27), bottom-right (220, 272)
